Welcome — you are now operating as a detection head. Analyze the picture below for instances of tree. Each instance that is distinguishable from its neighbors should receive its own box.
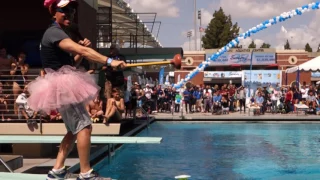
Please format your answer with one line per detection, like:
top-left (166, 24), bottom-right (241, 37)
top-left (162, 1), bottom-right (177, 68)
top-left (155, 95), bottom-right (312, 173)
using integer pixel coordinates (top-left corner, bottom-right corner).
top-left (260, 43), bottom-right (271, 48)
top-left (317, 44), bottom-right (320, 52)
top-left (284, 39), bottom-right (291, 50)
top-left (202, 7), bottom-right (240, 49)
top-left (248, 40), bottom-right (256, 48)
top-left (305, 43), bottom-right (313, 52)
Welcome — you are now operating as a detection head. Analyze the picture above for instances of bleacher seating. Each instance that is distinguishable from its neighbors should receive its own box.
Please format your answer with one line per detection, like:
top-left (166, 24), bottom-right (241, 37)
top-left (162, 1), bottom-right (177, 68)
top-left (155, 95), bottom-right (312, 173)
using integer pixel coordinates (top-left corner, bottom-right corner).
top-left (1, 68), bottom-right (40, 121)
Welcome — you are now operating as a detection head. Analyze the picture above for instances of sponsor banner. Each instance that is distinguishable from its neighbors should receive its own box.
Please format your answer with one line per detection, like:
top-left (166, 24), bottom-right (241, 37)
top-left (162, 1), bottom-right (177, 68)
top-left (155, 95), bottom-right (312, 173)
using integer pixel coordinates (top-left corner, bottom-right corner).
top-left (205, 49), bottom-right (276, 65)
top-left (311, 72), bottom-right (320, 78)
top-left (204, 71), bottom-right (242, 78)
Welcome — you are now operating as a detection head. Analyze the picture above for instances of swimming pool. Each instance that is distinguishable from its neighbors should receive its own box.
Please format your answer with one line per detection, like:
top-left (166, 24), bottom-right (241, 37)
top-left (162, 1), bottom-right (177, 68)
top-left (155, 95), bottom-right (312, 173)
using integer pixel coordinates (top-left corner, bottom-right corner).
top-left (94, 122), bottom-right (320, 180)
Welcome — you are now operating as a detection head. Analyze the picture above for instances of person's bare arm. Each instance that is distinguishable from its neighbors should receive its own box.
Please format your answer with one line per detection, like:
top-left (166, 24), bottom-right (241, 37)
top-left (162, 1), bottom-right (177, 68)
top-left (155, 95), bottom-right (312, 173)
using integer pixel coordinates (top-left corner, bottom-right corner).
top-left (74, 54), bottom-right (83, 67)
top-left (116, 99), bottom-right (125, 113)
top-left (58, 38), bottom-right (126, 68)
top-left (21, 64), bottom-right (29, 75)
top-left (86, 104), bottom-right (92, 116)
top-left (10, 63), bottom-right (17, 75)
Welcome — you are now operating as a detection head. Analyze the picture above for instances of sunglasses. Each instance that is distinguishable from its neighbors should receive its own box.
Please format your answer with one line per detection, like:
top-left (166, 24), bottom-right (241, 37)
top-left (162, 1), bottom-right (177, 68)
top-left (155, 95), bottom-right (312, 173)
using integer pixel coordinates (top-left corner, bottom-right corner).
top-left (56, 7), bottom-right (76, 14)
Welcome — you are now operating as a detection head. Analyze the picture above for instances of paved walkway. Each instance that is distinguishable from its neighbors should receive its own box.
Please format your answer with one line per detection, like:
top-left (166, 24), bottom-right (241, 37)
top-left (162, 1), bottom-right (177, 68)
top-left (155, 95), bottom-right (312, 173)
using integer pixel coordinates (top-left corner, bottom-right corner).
top-left (152, 111), bottom-right (320, 121)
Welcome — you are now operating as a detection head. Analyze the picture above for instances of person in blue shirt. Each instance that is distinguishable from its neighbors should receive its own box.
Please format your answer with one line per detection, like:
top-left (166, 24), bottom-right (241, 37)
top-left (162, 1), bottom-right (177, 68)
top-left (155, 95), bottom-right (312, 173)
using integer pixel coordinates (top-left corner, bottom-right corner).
top-left (193, 87), bottom-right (202, 112)
top-left (255, 92), bottom-right (264, 114)
top-left (212, 91), bottom-right (222, 112)
top-left (183, 88), bottom-right (191, 113)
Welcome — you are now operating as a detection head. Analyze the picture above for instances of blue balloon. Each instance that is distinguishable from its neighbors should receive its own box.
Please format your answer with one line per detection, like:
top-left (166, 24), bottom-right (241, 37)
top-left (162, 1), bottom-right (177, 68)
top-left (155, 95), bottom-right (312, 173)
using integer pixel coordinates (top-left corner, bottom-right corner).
top-left (296, 9), bottom-right (302, 15)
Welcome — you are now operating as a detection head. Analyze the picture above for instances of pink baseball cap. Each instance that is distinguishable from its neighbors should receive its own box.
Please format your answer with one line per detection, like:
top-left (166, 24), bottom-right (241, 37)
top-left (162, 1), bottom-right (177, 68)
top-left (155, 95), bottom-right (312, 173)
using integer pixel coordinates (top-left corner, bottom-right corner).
top-left (44, 0), bottom-right (77, 8)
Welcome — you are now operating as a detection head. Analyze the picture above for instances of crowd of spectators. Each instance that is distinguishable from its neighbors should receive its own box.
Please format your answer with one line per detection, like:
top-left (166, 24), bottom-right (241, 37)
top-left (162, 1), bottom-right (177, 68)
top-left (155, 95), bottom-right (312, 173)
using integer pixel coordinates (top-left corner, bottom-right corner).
top-left (2, 43), bottom-right (320, 123)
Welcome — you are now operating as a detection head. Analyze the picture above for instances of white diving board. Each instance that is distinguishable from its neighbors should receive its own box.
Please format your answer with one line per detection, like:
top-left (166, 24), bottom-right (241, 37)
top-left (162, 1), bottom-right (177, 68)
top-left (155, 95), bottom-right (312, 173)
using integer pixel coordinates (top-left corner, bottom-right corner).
top-left (0, 173), bottom-right (45, 180)
top-left (0, 135), bottom-right (162, 144)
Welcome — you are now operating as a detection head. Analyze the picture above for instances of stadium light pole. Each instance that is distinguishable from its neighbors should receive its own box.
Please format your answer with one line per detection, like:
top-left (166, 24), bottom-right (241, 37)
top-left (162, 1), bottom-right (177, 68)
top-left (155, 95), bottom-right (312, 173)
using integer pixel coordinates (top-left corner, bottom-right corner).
top-left (194, 0), bottom-right (197, 51)
top-left (187, 31), bottom-right (192, 51)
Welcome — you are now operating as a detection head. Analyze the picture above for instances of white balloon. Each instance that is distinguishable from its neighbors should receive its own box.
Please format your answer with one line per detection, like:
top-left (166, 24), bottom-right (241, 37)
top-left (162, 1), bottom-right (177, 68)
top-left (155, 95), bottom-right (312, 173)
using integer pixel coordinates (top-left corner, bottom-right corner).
top-left (266, 23), bottom-right (271, 27)
top-left (269, 19), bottom-right (274, 23)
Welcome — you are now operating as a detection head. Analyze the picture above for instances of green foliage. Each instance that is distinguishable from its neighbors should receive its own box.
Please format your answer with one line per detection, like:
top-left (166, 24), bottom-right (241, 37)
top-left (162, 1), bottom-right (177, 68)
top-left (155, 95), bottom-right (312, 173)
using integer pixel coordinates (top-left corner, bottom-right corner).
top-left (284, 39), bottom-right (291, 50)
top-left (305, 43), bottom-right (313, 52)
top-left (260, 43), bottom-right (271, 48)
top-left (202, 7), bottom-right (240, 49)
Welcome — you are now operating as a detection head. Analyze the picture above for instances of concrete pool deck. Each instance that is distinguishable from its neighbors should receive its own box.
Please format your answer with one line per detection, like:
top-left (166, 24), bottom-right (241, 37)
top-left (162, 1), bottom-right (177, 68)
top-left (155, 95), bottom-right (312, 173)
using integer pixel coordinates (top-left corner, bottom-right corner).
top-left (153, 111), bottom-right (320, 121)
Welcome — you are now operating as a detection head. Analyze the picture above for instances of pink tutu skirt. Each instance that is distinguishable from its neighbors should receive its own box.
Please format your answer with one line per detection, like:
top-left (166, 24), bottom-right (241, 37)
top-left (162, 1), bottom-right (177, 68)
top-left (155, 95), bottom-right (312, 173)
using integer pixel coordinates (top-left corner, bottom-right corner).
top-left (28, 65), bottom-right (100, 114)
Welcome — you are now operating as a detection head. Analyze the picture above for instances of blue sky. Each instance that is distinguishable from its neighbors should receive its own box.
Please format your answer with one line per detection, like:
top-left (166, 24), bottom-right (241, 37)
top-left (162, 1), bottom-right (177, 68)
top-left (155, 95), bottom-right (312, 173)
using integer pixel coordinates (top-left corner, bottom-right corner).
top-left (126, 0), bottom-right (320, 51)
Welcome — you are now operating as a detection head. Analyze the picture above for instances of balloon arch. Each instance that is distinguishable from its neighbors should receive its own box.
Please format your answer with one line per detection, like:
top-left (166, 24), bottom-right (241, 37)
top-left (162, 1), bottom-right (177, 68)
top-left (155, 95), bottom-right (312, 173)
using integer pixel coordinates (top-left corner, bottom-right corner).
top-left (174, 2), bottom-right (320, 89)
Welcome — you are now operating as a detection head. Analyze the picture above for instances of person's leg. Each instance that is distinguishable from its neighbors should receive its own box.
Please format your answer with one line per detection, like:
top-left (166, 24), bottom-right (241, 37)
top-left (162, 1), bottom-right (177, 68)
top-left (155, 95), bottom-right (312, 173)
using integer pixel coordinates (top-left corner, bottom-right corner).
top-left (53, 132), bottom-right (76, 170)
top-left (77, 126), bottom-right (92, 173)
top-left (104, 99), bottom-right (113, 117)
top-left (12, 82), bottom-right (22, 115)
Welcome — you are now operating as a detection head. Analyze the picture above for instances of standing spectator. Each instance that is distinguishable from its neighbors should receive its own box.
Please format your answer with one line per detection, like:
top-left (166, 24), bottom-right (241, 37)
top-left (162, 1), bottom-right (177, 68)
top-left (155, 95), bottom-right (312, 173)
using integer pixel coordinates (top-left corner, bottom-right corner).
top-left (238, 86), bottom-right (246, 113)
top-left (99, 44), bottom-right (126, 100)
top-left (183, 88), bottom-right (191, 113)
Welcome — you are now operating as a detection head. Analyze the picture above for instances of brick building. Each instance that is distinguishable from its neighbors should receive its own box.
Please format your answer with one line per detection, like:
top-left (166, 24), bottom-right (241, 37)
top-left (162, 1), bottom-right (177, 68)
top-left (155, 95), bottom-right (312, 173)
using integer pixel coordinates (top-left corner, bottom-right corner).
top-left (174, 51), bottom-right (205, 86)
top-left (172, 49), bottom-right (319, 87)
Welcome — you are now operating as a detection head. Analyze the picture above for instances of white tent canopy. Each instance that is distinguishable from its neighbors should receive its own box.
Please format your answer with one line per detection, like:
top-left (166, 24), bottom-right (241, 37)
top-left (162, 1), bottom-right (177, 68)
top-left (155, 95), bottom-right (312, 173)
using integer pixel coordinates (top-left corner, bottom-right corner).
top-left (286, 56), bottom-right (320, 73)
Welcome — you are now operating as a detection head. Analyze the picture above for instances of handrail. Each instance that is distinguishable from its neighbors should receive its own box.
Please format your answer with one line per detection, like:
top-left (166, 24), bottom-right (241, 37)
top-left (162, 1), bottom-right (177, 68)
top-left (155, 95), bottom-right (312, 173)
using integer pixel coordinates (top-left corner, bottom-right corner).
top-left (138, 106), bottom-right (150, 128)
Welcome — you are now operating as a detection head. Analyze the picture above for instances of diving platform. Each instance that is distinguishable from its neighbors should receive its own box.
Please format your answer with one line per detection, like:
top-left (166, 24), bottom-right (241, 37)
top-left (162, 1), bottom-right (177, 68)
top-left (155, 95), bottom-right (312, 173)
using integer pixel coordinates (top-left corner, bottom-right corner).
top-left (0, 172), bottom-right (45, 180)
top-left (0, 135), bottom-right (162, 144)
top-left (0, 123), bottom-right (121, 135)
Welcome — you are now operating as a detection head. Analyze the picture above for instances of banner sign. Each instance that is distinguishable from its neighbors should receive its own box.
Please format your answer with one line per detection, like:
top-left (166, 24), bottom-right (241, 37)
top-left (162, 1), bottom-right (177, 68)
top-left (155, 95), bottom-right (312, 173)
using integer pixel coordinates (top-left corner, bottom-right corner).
top-left (242, 70), bottom-right (281, 97)
top-left (159, 67), bottom-right (165, 85)
top-left (206, 49), bottom-right (276, 65)
top-left (311, 72), bottom-right (320, 78)
top-left (204, 71), bottom-right (242, 78)
top-left (243, 70), bottom-right (281, 84)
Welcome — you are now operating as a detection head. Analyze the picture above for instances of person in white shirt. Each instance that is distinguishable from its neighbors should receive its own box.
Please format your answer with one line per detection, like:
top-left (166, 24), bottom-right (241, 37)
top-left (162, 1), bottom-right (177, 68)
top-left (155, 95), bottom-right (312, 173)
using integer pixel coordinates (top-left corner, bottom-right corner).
top-left (270, 90), bottom-right (279, 113)
top-left (143, 84), bottom-right (153, 100)
top-left (15, 85), bottom-right (38, 124)
top-left (300, 85), bottom-right (308, 103)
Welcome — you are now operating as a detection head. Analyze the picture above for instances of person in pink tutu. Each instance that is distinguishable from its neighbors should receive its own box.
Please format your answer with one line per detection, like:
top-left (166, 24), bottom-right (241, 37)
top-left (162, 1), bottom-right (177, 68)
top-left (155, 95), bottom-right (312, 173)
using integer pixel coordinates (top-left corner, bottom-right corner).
top-left (27, 0), bottom-right (126, 179)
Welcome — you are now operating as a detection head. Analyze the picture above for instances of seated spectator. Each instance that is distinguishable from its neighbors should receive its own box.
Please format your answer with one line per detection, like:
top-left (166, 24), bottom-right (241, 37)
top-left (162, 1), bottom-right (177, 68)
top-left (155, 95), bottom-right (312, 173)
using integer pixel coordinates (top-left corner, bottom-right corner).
top-left (221, 96), bottom-right (229, 113)
top-left (10, 51), bottom-right (29, 115)
top-left (255, 92), bottom-right (264, 114)
top-left (307, 91), bottom-right (317, 110)
top-left (0, 95), bottom-right (8, 121)
top-left (49, 110), bottom-right (62, 121)
top-left (87, 95), bottom-right (104, 123)
top-left (212, 91), bottom-right (222, 112)
top-left (104, 88), bottom-right (125, 124)
top-left (15, 85), bottom-right (38, 124)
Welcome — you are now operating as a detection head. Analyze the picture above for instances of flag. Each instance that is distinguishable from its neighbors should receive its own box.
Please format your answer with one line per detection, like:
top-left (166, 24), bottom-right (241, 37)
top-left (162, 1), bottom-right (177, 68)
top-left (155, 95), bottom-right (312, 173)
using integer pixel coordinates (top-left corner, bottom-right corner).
top-left (281, 26), bottom-right (288, 33)
top-left (159, 67), bottom-right (165, 85)
top-left (127, 76), bottom-right (132, 91)
top-left (165, 75), bottom-right (170, 85)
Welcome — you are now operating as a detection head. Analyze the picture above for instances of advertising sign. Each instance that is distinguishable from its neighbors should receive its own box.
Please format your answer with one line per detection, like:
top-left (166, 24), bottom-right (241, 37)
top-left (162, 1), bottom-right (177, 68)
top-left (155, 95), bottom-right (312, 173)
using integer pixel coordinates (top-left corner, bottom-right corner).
top-left (311, 72), bottom-right (320, 78)
top-left (204, 71), bottom-right (242, 78)
top-left (242, 70), bottom-right (282, 97)
top-left (206, 48), bottom-right (276, 66)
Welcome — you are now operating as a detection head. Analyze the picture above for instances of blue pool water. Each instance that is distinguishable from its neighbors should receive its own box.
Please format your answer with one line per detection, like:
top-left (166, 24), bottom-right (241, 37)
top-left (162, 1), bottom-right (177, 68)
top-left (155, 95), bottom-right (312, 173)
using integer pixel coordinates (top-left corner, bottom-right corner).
top-left (94, 122), bottom-right (320, 180)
